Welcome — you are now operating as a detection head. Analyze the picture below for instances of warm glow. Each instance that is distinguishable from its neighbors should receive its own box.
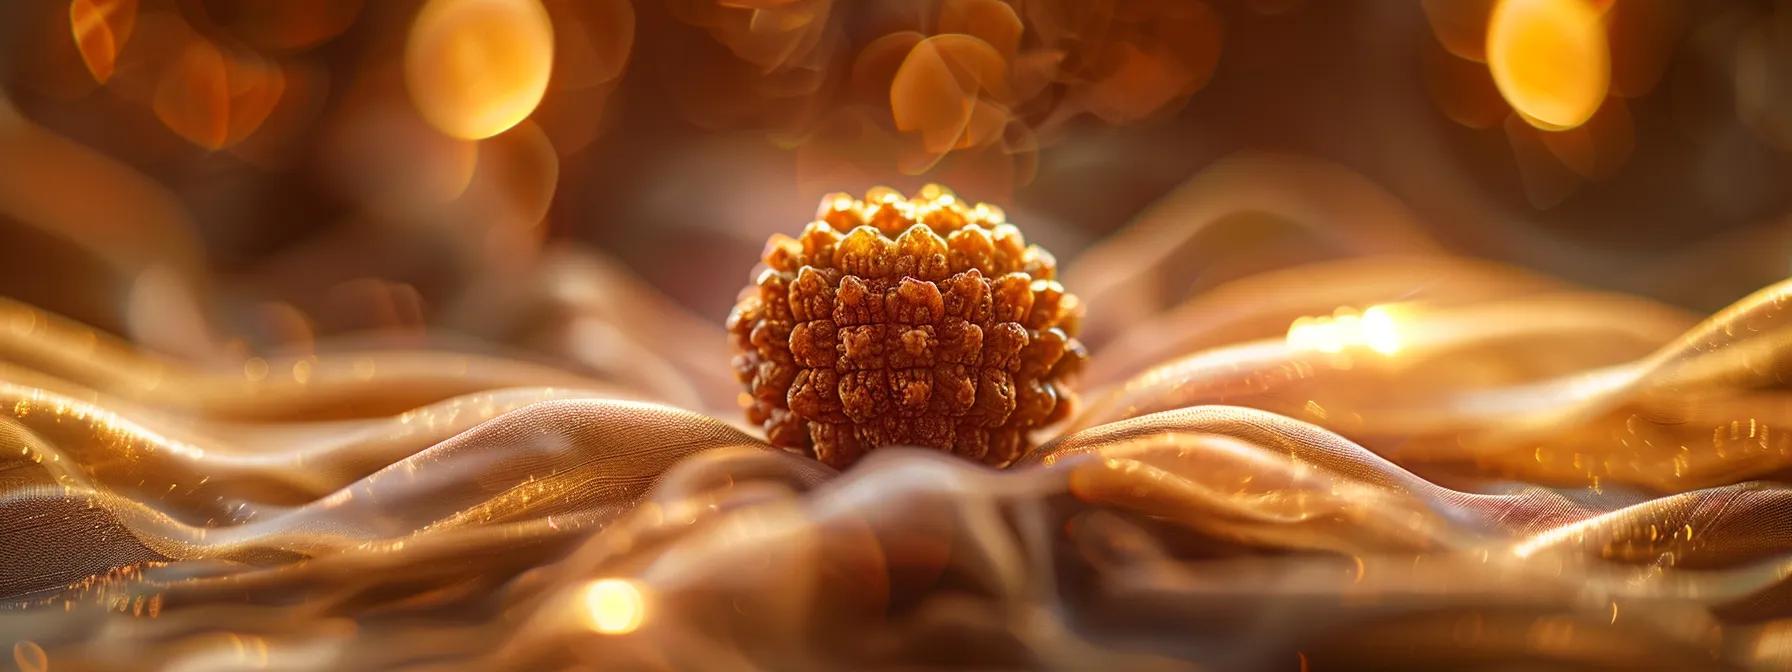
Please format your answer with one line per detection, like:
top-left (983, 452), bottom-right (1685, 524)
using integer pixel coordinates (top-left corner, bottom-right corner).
top-left (583, 578), bottom-right (645, 634)
top-left (222, 52), bottom-right (288, 148)
top-left (1487, 0), bottom-right (1611, 130)
top-left (890, 34), bottom-right (1010, 157)
top-left (405, 0), bottom-right (555, 140)
top-left (153, 39), bottom-right (230, 150)
top-left (1359, 305), bottom-right (1401, 355)
top-left (148, 38), bottom-right (287, 150)
top-left (70, 0), bottom-right (137, 84)
top-left (1286, 306), bottom-right (1401, 355)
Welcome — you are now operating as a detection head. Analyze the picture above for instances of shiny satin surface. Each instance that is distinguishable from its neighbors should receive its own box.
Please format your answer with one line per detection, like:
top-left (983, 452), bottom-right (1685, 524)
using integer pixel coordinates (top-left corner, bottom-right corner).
top-left (10, 154), bottom-right (1792, 671)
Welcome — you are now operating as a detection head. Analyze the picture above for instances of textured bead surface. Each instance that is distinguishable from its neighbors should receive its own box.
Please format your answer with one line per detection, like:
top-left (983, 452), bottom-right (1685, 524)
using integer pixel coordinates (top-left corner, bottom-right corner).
top-left (728, 185), bottom-right (1086, 469)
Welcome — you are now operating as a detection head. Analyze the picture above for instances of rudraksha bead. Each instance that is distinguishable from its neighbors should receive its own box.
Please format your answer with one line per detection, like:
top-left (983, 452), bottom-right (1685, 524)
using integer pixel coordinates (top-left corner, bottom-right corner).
top-left (727, 185), bottom-right (1086, 469)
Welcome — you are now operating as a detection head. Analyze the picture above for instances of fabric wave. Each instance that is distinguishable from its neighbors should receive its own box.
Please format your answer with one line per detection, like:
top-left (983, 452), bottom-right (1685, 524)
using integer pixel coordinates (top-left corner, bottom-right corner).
top-left (8, 156), bottom-right (1792, 670)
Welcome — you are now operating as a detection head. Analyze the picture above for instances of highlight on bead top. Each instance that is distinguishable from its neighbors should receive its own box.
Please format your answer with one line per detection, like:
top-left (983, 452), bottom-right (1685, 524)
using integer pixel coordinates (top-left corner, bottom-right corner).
top-left (10, 1), bottom-right (1792, 670)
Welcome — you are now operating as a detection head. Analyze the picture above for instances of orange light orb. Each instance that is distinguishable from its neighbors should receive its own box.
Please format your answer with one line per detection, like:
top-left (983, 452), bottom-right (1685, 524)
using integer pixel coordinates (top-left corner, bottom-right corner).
top-left (70, 0), bottom-right (137, 84)
top-left (1487, 0), bottom-right (1610, 130)
top-left (405, 0), bottom-right (555, 140)
top-left (583, 579), bottom-right (645, 634)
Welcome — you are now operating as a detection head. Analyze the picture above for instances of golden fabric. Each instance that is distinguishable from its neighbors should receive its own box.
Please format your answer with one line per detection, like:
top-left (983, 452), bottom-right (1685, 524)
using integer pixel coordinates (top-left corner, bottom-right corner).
top-left (8, 156), bottom-right (1792, 670)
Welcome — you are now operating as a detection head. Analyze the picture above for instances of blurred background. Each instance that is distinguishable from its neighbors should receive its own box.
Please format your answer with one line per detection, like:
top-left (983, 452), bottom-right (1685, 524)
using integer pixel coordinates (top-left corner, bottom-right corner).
top-left (0, 0), bottom-right (1788, 363)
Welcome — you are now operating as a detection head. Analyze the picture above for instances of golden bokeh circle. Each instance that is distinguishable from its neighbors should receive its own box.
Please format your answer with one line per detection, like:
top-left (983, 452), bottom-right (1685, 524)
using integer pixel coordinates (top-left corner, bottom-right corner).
top-left (583, 578), bottom-right (645, 635)
top-left (1487, 0), bottom-right (1611, 130)
top-left (405, 0), bottom-right (555, 140)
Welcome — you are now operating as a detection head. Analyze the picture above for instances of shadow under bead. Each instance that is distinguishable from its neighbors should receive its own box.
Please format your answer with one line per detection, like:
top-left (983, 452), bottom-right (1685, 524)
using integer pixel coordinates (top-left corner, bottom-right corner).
top-left (727, 185), bottom-right (1087, 469)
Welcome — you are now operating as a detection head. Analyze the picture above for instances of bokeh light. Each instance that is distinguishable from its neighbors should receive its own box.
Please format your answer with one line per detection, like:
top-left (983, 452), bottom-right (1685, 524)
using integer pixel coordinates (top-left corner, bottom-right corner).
top-left (938, 0), bottom-right (1022, 58)
top-left (219, 48), bottom-right (288, 149)
top-left (152, 38), bottom-right (231, 150)
top-left (405, 0), bottom-right (556, 140)
top-left (1359, 305), bottom-right (1401, 355)
top-left (1423, 0), bottom-right (1684, 208)
top-left (1487, 0), bottom-right (1612, 130)
top-left (891, 34), bottom-right (1010, 163)
top-left (113, 10), bottom-right (294, 152)
top-left (69, 0), bottom-right (137, 84)
top-left (583, 578), bottom-right (645, 635)
top-left (1286, 306), bottom-right (1401, 355)
top-left (670, 0), bottom-right (1226, 190)
top-left (12, 641), bottom-right (48, 672)
top-left (1071, 0), bottom-right (1224, 125)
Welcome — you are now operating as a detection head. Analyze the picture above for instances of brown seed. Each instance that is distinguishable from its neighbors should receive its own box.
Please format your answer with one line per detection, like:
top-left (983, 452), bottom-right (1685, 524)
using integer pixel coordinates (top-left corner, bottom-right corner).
top-left (728, 184), bottom-right (1085, 469)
